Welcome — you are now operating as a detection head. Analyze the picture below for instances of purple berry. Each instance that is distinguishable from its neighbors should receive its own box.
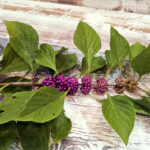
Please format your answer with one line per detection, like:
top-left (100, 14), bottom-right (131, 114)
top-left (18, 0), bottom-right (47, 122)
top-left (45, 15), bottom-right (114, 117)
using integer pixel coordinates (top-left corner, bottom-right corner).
top-left (97, 77), bottom-right (108, 94)
top-left (67, 76), bottom-right (79, 95)
top-left (80, 76), bottom-right (92, 95)
top-left (55, 74), bottom-right (68, 92)
top-left (33, 73), bottom-right (37, 77)
top-left (42, 76), bottom-right (55, 87)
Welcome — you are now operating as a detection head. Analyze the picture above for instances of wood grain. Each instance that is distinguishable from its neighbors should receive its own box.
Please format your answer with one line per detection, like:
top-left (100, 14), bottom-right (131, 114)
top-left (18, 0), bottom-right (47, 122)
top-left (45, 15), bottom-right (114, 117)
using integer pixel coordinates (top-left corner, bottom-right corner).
top-left (28, 0), bottom-right (150, 14)
top-left (0, 1), bottom-right (150, 149)
top-left (0, 0), bottom-right (150, 50)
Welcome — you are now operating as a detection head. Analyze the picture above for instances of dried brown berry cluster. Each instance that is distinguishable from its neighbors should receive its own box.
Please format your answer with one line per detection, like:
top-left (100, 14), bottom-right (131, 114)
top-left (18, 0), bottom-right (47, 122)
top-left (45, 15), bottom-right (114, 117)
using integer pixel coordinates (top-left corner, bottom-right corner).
top-left (125, 78), bottom-right (137, 92)
top-left (113, 77), bottom-right (137, 94)
top-left (113, 77), bottom-right (126, 94)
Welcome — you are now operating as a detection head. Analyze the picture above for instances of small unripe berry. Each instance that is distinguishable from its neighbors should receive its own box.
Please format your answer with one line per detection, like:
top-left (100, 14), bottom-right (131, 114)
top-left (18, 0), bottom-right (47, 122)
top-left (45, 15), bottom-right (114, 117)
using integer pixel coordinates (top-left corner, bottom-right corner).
top-left (97, 77), bottom-right (108, 94)
top-left (125, 78), bottom-right (137, 92)
top-left (113, 77), bottom-right (126, 94)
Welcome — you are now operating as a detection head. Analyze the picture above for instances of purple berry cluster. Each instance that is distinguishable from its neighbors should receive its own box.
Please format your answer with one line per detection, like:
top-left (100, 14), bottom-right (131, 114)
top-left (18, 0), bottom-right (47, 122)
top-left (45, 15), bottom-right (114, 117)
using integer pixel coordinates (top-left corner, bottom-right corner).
top-left (97, 77), bottom-right (108, 94)
top-left (42, 76), bottom-right (55, 87)
top-left (67, 76), bottom-right (79, 95)
top-left (40, 74), bottom-right (108, 95)
top-left (55, 74), bottom-right (68, 92)
top-left (41, 74), bottom-right (79, 95)
top-left (80, 76), bottom-right (92, 95)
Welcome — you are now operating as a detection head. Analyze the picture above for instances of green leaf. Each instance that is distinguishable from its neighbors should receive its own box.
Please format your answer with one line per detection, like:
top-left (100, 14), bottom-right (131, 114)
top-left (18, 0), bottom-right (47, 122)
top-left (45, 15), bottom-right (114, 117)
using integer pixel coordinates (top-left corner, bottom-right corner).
top-left (55, 47), bottom-right (67, 55)
top-left (0, 87), bottom-right (67, 124)
top-left (0, 77), bottom-right (31, 97)
top-left (0, 43), bottom-right (29, 73)
top-left (102, 95), bottom-right (135, 145)
top-left (4, 21), bottom-right (39, 70)
top-left (50, 111), bottom-right (72, 144)
top-left (130, 45), bottom-right (150, 77)
top-left (132, 96), bottom-right (150, 111)
top-left (35, 44), bottom-right (57, 73)
top-left (110, 26), bottom-right (129, 72)
top-left (17, 87), bottom-right (67, 123)
top-left (0, 122), bottom-right (17, 150)
top-left (74, 21), bottom-right (101, 57)
top-left (0, 77), bottom-right (31, 83)
top-left (132, 102), bottom-right (150, 116)
top-left (0, 91), bottom-right (34, 124)
top-left (73, 21), bottom-right (101, 75)
top-left (18, 122), bottom-right (50, 150)
top-left (129, 42), bottom-right (146, 61)
top-left (56, 54), bottom-right (77, 73)
top-left (105, 50), bottom-right (118, 74)
top-left (81, 56), bottom-right (106, 76)
top-left (124, 96), bottom-right (150, 116)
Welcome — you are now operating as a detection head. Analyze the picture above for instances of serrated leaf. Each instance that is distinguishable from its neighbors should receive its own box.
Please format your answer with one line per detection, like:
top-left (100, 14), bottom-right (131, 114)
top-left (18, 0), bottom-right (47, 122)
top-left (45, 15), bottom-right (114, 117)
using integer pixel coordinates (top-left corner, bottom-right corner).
top-left (0, 43), bottom-right (29, 73)
top-left (18, 122), bottom-right (50, 150)
top-left (4, 21), bottom-right (39, 70)
top-left (105, 50), bottom-right (118, 74)
top-left (56, 54), bottom-right (77, 73)
top-left (102, 95), bottom-right (135, 145)
top-left (35, 43), bottom-right (57, 73)
top-left (0, 91), bottom-right (34, 124)
top-left (110, 26), bottom-right (129, 72)
top-left (50, 111), bottom-right (72, 144)
top-left (55, 47), bottom-right (67, 55)
top-left (0, 87), bottom-right (67, 124)
top-left (129, 42), bottom-right (146, 61)
top-left (0, 122), bottom-right (17, 150)
top-left (123, 96), bottom-right (150, 116)
top-left (81, 56), bottom-right (105, 76)
top-left (73, 21), bottom-right (101, 75)
top-left (17, 87), bottom-right (67, 123)
top-left (132, 96), bottom-right (150, 111)
top-left (130, 45), bottom-right (150, 77)
top-left (132, 102), bottom-right (150, 116)
top-left (74, 21), bottom-right (101, 57)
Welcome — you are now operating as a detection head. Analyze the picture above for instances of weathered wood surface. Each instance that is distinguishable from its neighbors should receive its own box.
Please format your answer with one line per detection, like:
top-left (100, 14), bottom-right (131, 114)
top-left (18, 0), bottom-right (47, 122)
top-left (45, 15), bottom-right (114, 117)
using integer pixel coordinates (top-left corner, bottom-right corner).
top-left (31, 0), bottom-right (150, 14)
top-left (0, 0), bottom-right (150, 50)
top-left (0, 0), bottom-right (150, 150)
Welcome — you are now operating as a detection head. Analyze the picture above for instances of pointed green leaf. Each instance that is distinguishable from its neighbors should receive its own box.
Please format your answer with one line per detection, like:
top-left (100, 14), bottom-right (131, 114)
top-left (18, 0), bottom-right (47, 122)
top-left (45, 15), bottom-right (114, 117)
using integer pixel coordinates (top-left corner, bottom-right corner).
top-left (132, 96), bottom-right (150, 111)
top-left (81, 56), bottom-right (106, 76)
top-left (55, 47), bottom-right (67, 55)
top-left (35, 44), bottom-right (57, 73)
top-left (18, 122), bottom-right (50, 150)
top-left (0, 91), bottom-right (34, 124)
top-left (102, 95), bottom-right (135, 145)
top-left (17, 87), bottom-right (67, 123)
top-left (105, 50), bottom-right (118, 74)
top-left (73, 21), bottom-right (101, 75)
top-left (110, 26), bottom-right (129, 72)
top-left (74, 21), bottom-right (101, 57)
top-left (0, 43), bottom-right (29, 73)
top-left (129, 42), bottom-right (146, 61)
top-left (132, 102), bottom-right (150, 116)
top-left (56, 54), bottom-right (77, 73)
top-left (0, 122), bottom-right (17, 150)
top-left (50, 111), bottom-right (72, 144)
top-left (0, 87), bottom-right (67, 124)
top-left (130, 45), bottom-right (150, 77)
top-left (4, 21), bottom-right (39, 70)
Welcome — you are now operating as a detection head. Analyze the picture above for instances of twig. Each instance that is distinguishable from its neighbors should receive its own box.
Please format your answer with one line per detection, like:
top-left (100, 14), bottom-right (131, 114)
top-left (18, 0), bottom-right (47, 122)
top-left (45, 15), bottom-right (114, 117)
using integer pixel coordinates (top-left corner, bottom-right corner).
top-left (0, 82), bottom-right (34, 86)
top-left (0, 70), bottom-right (31, 92)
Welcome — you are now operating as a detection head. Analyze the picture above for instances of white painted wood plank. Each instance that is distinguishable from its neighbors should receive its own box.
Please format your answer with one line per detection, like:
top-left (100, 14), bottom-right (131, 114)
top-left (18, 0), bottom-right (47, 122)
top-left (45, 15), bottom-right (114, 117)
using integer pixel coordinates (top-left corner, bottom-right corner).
top-left (0, 0), bottom-right (150, 50)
